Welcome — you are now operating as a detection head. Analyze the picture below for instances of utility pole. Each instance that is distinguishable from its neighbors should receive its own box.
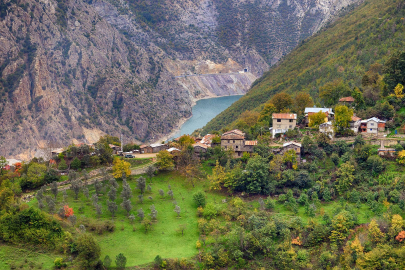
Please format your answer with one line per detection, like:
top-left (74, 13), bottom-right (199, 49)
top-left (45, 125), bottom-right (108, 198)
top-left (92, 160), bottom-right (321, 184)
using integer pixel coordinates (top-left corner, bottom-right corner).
top-left (120, 134), bottom-right (123, 153)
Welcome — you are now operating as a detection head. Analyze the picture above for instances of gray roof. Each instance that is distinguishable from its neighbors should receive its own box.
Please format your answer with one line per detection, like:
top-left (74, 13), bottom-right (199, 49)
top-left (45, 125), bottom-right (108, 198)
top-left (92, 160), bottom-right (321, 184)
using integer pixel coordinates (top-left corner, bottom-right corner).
top-left (360, 117), bottom-right (386, 123)
top-left (304, 107), bottom-right (334, 114)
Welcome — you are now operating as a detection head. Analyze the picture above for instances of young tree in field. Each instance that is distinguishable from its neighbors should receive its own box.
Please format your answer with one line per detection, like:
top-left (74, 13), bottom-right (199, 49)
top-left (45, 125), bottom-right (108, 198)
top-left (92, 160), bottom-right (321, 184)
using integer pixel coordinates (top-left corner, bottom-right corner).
top-left (51, 181), bottom-right (58, 199)
top-left (121, 183), bottom-right (132, 201)
top-left (68, 214), bottom-right (77, 226)
top-left (79, 224), bottom-right (86, 233)
top-left (94, 179), bottom-right (102, 195)
top-left (92, 193), bottom-right (98, 207)
top-left (168, 189), bottom-right (174, 199)
top-left (62, 189), bottom-right (68, 202)
top-left (83, 186), bottom-right (89, 200)
top-left (68, 171), bottom-right (78, 182)
top-left (109, 176), bottom-right (119, 189)
top-left (121, 199), bottom-right (132, 216)
top-left (38, 199), bottom-right (45, 210)
top-left (159, 189), bottom-right (164, 198)
top-left (58, 207), bottom-right (65, 219)
top-left (108, 186), bottom-right (117, 201)
top-left (115, 253), bottom-right (127, 270)
top-left (128, 214), bottom-right (135, 224)
top-left (107, 200), bottom-right (118, 218)
top-left (82, 170), bottom-right (89, 182)
top-left (138, 194), bottom-right (144, 204)
top-left (177, 224), bottom-right (187, 236)
top-left (95, 203), bottom-right (102, 218)
top-left (147, 184), bottom-right (152, 193)
top-left (258, 197), bottom-right (265, 210)
top-left (334, 105), bottom-right (353, 133)
top-left (136, 177), bottom-right (146, 194)
top-left (308, 111), bottom-right (327, 127)
top-left (137, 208), bottom-right (145, 221)
top-left (146, 165), bottom-right (156, 181)
top-left (70, 180), bottom-right (81, 200)
top-left (142, 218), bottom-right (152, 233)
top-left (112, 157), bottom-right (131, 179)
top-left (156, 150), bottom-right (174, 171)
top-left (103, 255), bottom-right (112, 269)
top-left (149, 204), bottom-right (158, 220)
top-left (174, 205), bottom-right (181, 217)
top-left (336, 162), bottom-right (355, 195)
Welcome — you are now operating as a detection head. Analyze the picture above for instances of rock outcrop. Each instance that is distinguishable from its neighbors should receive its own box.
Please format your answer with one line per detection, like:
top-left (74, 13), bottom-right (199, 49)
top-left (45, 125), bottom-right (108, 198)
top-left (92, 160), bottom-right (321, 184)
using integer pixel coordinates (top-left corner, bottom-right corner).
top-left (0, 0), bottom-right (361, 159)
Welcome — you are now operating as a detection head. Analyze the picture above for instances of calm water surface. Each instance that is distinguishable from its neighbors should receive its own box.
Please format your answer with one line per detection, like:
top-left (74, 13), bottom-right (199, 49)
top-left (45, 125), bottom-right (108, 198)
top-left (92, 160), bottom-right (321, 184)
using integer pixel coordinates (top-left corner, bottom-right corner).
top-left (170, 95), bottom-right (243, 139)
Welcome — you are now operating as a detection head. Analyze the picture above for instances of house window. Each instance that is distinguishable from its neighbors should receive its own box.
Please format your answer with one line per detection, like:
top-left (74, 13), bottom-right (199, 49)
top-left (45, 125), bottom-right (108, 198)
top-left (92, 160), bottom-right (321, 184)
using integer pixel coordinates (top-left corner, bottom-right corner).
top-left (236, 146), bottom-right (238, 149)
top-left (289, 119), bottom-right (293, 122)
top-left (233, 140), bottom-right (235, 143)
top-left (371, 123), bottom-right (374, 126)
top-left (289, 125), bottom-right (292, 128)
top-left (228, 140), bottom-right (230, 143)
top-left (277, 119), bottom-right (281, 122)
top-left (370, 129), bottom-right (373, 131)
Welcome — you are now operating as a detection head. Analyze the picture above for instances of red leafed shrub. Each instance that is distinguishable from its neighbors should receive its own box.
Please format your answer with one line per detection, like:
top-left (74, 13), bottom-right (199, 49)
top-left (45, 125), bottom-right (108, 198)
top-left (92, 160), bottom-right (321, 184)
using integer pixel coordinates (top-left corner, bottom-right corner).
top-left (395, 231), bottom-right (405, 242)
top-left (64, 205), bottom-right (74, 217)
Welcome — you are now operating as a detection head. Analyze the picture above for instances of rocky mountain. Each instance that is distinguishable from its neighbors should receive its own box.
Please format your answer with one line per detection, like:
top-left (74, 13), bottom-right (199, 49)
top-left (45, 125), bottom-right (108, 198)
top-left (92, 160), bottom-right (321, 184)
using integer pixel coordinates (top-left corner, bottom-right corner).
top-left (0, 0), bottom-right (361, 159)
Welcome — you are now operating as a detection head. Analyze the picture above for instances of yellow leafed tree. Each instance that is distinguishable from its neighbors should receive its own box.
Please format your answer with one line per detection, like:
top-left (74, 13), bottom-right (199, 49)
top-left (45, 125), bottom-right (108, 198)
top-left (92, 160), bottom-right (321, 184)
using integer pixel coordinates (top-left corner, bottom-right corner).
top-left (368, 219), bottom-right (385, 244)
top-left (393, 83), bottom-right (404, 98)
top-left (112, 157), bottom-right (131, 178)
top-left (208, 160), bottom-right (227, 190)
top-left (396, 150), bottom-right (405, 164)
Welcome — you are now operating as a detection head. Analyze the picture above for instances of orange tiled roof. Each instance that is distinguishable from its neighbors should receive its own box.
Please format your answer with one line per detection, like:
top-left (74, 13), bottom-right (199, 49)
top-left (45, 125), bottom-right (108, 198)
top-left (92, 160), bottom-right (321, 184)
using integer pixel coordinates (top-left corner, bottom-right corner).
top-left (245, 141), bottom-right (258, 146)
top-left (272, 113), bottom-right (297, 119)
top-left (339, 96), bottom-right (355, 102)
top-left (352, 116), bottom-right (361, 121)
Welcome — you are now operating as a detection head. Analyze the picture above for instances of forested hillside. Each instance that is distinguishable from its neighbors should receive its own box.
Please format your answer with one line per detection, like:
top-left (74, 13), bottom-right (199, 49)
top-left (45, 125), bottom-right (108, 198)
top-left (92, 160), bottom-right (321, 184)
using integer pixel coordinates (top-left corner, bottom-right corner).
top-left (202, 0), bottom-right (405, 133)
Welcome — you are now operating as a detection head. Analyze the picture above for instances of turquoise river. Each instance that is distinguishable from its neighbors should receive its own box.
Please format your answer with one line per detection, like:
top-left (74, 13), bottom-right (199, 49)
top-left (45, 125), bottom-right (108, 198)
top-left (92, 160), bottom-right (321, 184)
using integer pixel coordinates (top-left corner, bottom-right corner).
top-left (170, 95), bottom-right (243, 139)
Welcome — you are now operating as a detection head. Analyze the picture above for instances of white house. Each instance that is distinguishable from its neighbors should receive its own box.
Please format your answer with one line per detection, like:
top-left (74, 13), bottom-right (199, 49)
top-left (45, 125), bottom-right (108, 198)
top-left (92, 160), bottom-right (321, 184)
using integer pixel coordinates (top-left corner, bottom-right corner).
top-left (360, 117), bottom-right (386, 134)
top-left (319, 121), bottom-right (334, 138)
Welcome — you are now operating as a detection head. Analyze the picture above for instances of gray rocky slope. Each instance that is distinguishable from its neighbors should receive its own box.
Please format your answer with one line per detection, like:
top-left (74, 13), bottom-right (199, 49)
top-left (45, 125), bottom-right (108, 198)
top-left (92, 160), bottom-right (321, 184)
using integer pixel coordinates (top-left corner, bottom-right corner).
top-left (0, 0), bottom-right (360, 159)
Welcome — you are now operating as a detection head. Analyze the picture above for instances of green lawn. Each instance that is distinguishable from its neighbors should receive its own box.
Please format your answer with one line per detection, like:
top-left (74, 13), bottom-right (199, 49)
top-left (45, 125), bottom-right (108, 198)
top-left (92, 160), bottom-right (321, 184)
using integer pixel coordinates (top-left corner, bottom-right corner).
top-left (0, 244), bottom-right (58, 269)
top-left (29, 171), bottom-right (225, 267)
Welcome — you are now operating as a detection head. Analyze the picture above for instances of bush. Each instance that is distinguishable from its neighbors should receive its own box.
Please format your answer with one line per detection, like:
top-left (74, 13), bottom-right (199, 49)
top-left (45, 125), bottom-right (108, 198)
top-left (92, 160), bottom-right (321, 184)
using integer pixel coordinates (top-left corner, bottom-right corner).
top-left (265, 197), bottom-right (275, 210)
top-left (58, 158), bottom-right (68, 170)
top-left (331, 153), bottom-right (339, 166)
top-left (75, 233), bottom-right (101, 269)
top-left (277, 194), bottom-right (287, 203)
top-left (319, 251), bottom-right (335, 269)
top-left (70, 157), bottom-right (82, 170)
top-left (203, 203), bottom-right (218, 220)
top-left (54, 258), bottom-right (66, 269)
top-left (193, 191), bottom-right (206, 207)
top-left (389, 189), bottom-right (401, 203)
top-left (115, 253), bottom-right (127, 269)
top-left (366, 155), bottom-right (385, 174)
top-left (79, 218), bottom-right (115, 234)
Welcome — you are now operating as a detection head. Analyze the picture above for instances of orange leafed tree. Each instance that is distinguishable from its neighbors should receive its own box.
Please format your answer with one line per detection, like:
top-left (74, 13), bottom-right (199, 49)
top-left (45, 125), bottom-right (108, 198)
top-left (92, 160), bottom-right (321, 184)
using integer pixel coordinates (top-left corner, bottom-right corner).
top-left (64, 205), bottom-right (74, 217)
top-left (396, 231), bottom-right (405, 242)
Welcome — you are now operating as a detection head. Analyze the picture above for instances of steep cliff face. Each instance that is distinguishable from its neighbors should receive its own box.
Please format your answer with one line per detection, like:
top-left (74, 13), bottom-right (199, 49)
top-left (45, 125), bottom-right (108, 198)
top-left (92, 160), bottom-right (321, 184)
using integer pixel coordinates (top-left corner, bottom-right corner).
top-left (0, 0), bottom-right (361, 158)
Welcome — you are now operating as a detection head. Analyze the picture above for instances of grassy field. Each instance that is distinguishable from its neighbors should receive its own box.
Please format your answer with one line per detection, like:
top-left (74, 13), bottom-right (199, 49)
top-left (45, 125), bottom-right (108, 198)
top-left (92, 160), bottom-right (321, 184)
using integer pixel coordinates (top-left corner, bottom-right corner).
top-left (29, 171), bottom-right (226, 267)
top-left (0, 244), bottom-right (58, 269)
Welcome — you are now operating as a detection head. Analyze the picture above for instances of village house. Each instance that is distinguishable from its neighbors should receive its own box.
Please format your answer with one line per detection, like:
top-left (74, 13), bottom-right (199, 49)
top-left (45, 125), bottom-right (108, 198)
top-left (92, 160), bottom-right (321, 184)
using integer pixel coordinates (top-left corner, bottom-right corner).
top-left (220, 129), bottom-right (258, 158)
top-left (150, 143), bottom-right (168, 153)
top-left (339, 96), bottom-right (355, 105)
top-left (200, 134), bottom-right (216, 147)
top-left (271, 113), bottom-right (297, 138)
top-left (304, 107), bottom-right (334, 127)
top-left (281, 142), bottom-right (302, 159)
top-left (350, 116), bottom-right (362, 133)
top-left (319, 121), bottom-right (334, 137)
top-left (140, 145), bottom-right (153, 154)
top-left (109, 144), bottom-right (121, 155)
top-left (192, 142), bottom-right (209, 154)
top-left (360, 117), bottom-right (386, 134)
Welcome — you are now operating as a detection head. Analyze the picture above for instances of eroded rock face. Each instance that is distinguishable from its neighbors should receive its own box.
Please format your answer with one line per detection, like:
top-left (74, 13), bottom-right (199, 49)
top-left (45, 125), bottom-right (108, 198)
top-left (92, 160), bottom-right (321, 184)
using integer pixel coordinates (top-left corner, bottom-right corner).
top-left (0, 0), bottom-right (361, 158)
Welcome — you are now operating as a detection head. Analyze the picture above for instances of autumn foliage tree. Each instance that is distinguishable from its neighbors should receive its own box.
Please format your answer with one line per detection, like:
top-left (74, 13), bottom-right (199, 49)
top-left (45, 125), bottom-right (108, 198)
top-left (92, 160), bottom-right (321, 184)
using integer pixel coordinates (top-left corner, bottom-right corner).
top-left (156, 150), bottom-right (174, 171)
top-left (112, 157), bottom-right (131, 179)
top-left (308, 111), bottom-right (327, 127)
top-left (64, 205), bottom-right (74, 218)
top-left (294, 92), bottom-right (314, 115)
top-left (334, 105), bottom-right (353, 134)
top-left (270, 92), bottom-right (293, 112)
